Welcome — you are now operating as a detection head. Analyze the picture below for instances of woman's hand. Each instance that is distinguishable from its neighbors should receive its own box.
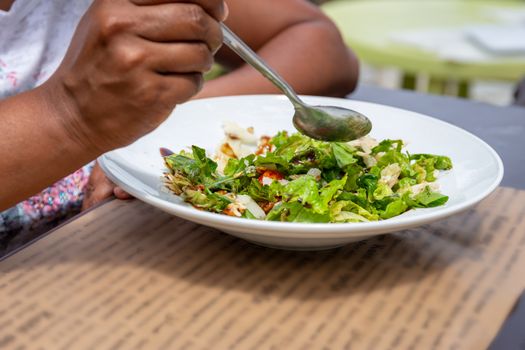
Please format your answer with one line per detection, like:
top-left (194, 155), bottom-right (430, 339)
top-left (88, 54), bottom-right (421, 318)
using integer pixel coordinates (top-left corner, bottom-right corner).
top-left (45, 0), bottom-right (227, 154)
top-left (81, 163), bottom-right (133, 211)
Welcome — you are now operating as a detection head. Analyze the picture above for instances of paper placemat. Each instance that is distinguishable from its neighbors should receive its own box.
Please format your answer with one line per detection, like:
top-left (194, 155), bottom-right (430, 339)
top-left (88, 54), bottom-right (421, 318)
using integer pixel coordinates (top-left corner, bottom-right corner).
top-left (0, 187), bottom-right (525, 349)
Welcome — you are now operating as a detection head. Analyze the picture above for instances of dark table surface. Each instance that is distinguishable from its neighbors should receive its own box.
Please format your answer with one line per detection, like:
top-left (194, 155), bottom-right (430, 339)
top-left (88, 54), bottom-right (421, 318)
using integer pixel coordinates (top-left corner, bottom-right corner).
top-left (352, 85), bottom-right (525, 350)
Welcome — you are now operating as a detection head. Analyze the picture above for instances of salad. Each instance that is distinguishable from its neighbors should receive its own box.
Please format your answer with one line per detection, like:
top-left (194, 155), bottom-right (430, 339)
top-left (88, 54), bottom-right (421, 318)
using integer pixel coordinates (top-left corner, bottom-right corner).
top-left (161, 122), bottom-right (452, 223)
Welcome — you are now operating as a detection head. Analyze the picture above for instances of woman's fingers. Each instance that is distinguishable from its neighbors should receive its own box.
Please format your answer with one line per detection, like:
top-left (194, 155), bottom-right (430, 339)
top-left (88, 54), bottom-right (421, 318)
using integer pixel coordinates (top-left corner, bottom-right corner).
top-left (130, 3), bottom-right (223, 52)
top-left (132, 39), bottom-right (214, 74)
top-left (114, 187), bottom-right (134, 199)
top-left (150, 71), bottom-right (205, 104)
top-left (130, 0), bottom-right (227, 22)
top-left (82, 163), bottom-right (115, 211)
top-left (82, 163), bottom-right (134, 211)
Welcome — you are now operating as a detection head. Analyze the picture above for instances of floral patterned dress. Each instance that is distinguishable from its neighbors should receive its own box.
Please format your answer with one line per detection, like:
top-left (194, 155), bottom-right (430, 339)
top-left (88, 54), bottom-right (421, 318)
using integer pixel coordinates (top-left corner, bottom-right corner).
top-left (0, 164), bottom-right (94, 251)
top-left (0, 0), bottom-right (93, 253)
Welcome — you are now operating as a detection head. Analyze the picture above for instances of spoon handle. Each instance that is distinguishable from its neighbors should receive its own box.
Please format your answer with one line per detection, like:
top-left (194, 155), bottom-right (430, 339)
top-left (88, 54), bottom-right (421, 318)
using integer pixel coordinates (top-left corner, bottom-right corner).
top-left (220, 23), bottom-right (304, 107)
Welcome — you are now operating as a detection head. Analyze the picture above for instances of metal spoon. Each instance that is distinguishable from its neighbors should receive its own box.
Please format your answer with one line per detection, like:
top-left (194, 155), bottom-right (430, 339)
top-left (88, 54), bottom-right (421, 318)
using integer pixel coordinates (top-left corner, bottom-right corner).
top-left (220, 24), bottom-right (372, 142)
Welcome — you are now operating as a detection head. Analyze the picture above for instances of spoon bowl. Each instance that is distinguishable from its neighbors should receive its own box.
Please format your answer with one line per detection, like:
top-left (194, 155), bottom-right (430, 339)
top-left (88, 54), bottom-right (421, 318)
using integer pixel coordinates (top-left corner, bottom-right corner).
top-left (293, 105), bottom-right (372, 142)
top-left (221, 24), bottom-right (372, 142)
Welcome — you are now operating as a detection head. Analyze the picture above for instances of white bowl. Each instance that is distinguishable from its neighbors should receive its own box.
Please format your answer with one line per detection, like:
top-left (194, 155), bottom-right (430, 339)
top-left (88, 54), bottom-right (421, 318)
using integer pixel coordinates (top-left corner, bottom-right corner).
top-left (98, 95), bottom-right (503, 250)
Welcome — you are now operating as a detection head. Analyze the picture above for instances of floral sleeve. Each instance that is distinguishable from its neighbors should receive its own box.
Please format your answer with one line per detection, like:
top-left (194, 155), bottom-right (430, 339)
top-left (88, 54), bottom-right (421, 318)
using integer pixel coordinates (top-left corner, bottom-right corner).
top-left (0, 162), bottom-right (94, 253)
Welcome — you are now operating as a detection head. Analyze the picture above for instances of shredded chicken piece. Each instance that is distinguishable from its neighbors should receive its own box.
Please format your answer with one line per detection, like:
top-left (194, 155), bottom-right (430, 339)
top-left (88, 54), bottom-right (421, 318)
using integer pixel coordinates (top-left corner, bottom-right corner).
top-left (261, 177), bottom-right (273, 186)
top-left (356, 151), bottom-right (377, 168)
top-left (220, 142), bottom-right (236, 158)
top-left (215, 152), bottom-right (230, 175)
top-left (223, 202), bottom-right (246, 217)
top-left (307, 168), bottom-right (322, 181)
top-left (408, 182), bottom-right (440, 196)
top-left (380, 163), bottom-right (402, 188)
top-left (227, 139), bottom-right (254, 159)
top-left (256, 135), bottom-right (272, 155)
top-left (348, 135), bottom-right (379, 154)
top-left (223, 121), bottom-right (258, 145)
top-left (214, 122), bottom-right (260, 174)
top-left (236, 195), bottom-right (266, 219)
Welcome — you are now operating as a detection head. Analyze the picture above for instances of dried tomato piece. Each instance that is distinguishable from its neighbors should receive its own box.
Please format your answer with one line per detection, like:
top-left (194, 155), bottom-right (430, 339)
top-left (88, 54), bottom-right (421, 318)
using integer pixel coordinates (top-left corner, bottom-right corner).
top-left (258, 170), bottom-right (284, 185)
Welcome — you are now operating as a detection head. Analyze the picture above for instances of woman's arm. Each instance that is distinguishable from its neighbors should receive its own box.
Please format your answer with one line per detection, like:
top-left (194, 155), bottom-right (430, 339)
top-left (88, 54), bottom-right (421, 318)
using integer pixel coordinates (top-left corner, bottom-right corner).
top-left (0, 86), bottom-right (99, 211)
top-left (195, 0), bottom-right (358, 99)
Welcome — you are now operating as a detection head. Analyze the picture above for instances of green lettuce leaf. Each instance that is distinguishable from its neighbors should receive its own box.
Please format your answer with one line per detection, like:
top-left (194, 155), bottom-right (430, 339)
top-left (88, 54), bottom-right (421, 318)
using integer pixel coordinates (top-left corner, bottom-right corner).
top-left (266, 202), bottom-right (330, 223)
top-left (311, 175), bottom-right (347, 213)
top-left (254, 153), bottom-right (289, 171)
top-left (282, 175), bottom-right (319, 206)
top-left (223, 155), bottom-right (255, 177)
top-left (356, 173), bottom-right (378, 199)
top-left (330, 200), bottom-right (379, 222)
top-left (191, 146), bottom-right (217, 179)
top-left (289, 206), bottom-right (330, 223)
top-left (332, 143), bottom-right (358, 168)
top-left (373, 182), bottom-right (394, 200)
top-left (244, 178), bottom-right (283, 202)
top-left (371, 139), bottom-right (403, 154)
top-left (164, 154), bottom-right (200, 181)
top-left (411, 154), bottom-right (453, 170)
top-left (183, 189), bottom-right (231, 213)
top-left (412, 186), bottom-right (449, 207)
top-left (380, 198), bottom-right (408, 219)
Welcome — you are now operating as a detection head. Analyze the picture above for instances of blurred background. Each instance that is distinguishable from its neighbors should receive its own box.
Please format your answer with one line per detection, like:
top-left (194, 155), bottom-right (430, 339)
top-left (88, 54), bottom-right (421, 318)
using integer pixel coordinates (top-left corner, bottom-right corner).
top-left (315, 0), bottom-right (525, 106)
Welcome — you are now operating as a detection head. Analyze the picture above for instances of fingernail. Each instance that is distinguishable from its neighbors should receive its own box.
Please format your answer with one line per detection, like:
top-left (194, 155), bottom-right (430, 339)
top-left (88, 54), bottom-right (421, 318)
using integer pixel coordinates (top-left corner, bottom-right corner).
top-left (223, 2), bottom-right (229, 21)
